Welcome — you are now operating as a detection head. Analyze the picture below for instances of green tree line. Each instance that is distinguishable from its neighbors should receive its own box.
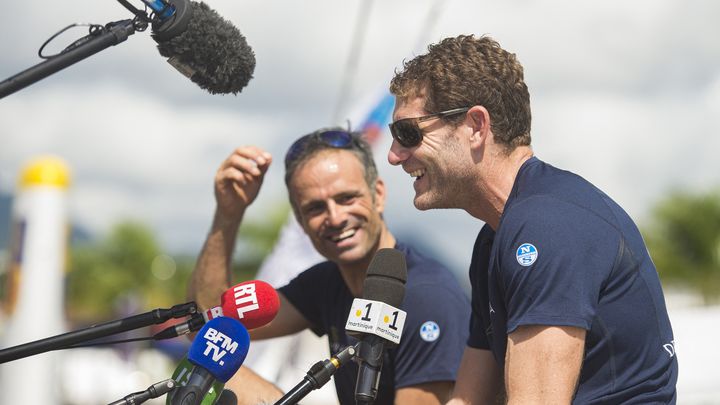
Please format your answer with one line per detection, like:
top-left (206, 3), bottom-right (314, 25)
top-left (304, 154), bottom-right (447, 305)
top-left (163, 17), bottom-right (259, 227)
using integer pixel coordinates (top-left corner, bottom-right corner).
top-left (642, 188), bottom-right (720, 304)
top-left (64, 204), bottom-right (290, 323)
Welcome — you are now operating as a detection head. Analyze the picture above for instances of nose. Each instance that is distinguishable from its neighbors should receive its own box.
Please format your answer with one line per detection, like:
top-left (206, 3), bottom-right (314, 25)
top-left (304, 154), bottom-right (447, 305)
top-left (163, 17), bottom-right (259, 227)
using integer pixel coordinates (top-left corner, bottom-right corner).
top-left (325, 201), bottom-right (347, 228)
top-left (387, 138), bottom-right (410, 166)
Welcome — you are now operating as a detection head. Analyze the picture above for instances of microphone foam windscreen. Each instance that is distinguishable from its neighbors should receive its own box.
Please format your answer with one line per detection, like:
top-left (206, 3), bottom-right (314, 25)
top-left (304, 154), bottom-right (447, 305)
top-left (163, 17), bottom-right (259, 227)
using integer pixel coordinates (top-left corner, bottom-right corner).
top-left (362, 248), bottom-right (407, 308)
top-left (220, 280), bottom-right (280, 330)
top-left (154, 1), bottom-right (256, 95)
top-left (189, 317), bottom-right (250, 382)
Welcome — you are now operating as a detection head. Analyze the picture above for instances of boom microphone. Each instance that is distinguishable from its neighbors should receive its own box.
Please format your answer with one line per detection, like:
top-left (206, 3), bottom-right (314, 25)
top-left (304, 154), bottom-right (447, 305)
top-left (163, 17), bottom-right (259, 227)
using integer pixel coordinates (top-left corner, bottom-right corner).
top-left (154, 280), bottom-right (280, 339)
top-left (168, 317), bottom-right (250, 405)
top-left (345, 249), bottom-right (408, 405)
top-left (0, 0), bottom-right (255, 98)
top-left (151, 0), bottom-right (256, 95)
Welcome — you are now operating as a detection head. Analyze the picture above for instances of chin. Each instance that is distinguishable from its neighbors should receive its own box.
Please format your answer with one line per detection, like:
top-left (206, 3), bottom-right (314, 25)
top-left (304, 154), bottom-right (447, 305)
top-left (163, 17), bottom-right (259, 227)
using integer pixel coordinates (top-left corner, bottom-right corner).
top-left (413, 194), bottom-right (438, 211)
top-left (336, 243), bottom-right (376, 265)
top-left (413, 200), bottom-right (432, 211)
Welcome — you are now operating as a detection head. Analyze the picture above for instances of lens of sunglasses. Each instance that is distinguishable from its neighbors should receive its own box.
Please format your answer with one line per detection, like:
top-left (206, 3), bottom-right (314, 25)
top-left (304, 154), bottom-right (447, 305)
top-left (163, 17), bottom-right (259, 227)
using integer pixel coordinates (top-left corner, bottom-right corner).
top-left (389, 119), bottom-right (423, 147)
top-left (285, 130), bottom-right (354, 167)
top-left (319, 130), bottom-right (354, 147)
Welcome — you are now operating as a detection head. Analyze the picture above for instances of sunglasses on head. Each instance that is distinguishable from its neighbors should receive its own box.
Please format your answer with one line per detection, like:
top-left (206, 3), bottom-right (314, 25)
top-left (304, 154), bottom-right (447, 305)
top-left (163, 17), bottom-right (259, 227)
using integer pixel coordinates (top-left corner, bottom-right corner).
top-left (388, 107), bottom-right (471, 147)
top-left (284, 130), bottom-right (355, 168)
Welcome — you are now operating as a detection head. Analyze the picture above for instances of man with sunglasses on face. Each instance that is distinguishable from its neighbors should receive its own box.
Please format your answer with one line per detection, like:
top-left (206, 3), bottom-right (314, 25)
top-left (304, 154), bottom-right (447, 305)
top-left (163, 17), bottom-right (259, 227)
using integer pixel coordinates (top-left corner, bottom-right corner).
top-left (189, 128), bottom-right (470, 405)
top-left (386, 35), bottom-right (678, 404)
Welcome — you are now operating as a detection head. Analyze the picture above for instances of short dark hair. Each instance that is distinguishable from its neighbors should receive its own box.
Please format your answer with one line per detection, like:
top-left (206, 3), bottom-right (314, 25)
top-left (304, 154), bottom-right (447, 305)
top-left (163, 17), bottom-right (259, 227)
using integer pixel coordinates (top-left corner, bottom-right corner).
top-left (284, 127), bottom-right (379, 195)
top-left (390, 34), bottom-right (532, 150)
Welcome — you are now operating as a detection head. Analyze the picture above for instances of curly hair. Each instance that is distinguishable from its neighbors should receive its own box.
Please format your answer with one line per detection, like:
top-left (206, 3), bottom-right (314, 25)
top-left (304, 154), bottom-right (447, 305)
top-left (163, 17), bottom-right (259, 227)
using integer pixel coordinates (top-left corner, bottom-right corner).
top-left (390, 35), bottom-right (531, 149)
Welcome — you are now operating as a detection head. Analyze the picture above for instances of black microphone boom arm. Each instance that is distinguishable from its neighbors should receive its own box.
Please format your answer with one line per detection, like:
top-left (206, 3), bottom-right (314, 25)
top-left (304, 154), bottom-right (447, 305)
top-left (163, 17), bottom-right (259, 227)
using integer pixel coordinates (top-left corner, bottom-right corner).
top-left (0, 302), bottom-right (197, 364)
top-left (0, 18), bottom-right (138, 99)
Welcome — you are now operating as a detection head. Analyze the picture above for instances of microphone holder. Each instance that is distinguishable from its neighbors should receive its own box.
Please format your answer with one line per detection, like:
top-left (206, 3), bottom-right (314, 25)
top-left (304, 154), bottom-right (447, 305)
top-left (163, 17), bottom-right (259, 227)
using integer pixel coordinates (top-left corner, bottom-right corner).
top-left (107, 378), bottom-right (177, 405)
top-left (0, 302), bottom-right (197, 364)
top-left (273, 344), bottom-right (357, 405)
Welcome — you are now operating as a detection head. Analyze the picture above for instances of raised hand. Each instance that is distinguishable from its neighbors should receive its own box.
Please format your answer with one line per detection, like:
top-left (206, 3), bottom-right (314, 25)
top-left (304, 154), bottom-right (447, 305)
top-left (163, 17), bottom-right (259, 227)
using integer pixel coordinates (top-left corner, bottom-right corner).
top-left (214, 146), bottom-right (272, 222)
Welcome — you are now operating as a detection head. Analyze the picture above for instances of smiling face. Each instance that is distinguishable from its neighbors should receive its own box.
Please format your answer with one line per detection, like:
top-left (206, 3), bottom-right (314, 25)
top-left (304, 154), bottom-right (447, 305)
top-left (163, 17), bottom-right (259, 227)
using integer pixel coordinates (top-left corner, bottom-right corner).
top-left (388, 95), bottom-right (473, 211)
top-left (288, 149), bottom-right (387, 269)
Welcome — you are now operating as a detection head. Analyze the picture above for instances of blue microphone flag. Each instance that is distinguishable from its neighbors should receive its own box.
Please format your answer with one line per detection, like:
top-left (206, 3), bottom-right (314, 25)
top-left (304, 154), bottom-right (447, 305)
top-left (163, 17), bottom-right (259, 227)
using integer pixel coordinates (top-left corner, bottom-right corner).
top-left (188, 317), bottom-right (250, 383)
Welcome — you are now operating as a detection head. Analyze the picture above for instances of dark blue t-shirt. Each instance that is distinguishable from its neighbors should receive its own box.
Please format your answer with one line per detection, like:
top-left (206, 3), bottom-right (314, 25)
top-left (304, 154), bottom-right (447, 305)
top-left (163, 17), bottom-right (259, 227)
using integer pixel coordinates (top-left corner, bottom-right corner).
top-left (468, 157), bottom-right (678, 404)
top-left (279, 241), bottom-right (470, 405)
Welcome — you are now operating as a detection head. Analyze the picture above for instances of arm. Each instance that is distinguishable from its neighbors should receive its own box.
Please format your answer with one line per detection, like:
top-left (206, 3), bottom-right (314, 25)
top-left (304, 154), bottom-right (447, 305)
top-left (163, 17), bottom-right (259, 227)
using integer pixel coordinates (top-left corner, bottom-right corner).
top-left (248, 292), bottom-right (312, 340)
top-left (505, 325), bottom-right (586, 405)
top-left (447, 347), bottom-right (504, 405)
top-left (187, 146), bottom-right (272, 310)
top-left (224, 294), bottom-right (312, 404)
top-left (225, 366), bottom-right (284, 405)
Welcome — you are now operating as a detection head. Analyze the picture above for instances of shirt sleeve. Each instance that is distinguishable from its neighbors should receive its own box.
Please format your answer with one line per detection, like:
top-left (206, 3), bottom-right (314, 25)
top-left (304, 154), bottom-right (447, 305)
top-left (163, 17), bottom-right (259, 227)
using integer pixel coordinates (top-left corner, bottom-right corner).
top-left (497, 196), bottom-right (619, 334)
top-left (392, 281), bottom-right (470, 388)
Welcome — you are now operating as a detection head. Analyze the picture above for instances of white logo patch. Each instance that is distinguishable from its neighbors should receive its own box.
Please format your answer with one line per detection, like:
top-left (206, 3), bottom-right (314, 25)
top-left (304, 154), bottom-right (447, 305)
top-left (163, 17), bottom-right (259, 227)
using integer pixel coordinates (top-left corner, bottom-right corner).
top-left (419, 321), bottom-right (440, 342)
top-left (516, 243), bottom-right (538, 266)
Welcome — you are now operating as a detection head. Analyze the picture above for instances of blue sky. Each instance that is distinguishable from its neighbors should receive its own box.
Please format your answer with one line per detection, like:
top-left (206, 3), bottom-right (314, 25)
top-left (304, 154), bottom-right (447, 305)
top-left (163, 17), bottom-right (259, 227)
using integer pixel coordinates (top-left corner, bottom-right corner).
top-left (1, 0), bottom-right (719, 276)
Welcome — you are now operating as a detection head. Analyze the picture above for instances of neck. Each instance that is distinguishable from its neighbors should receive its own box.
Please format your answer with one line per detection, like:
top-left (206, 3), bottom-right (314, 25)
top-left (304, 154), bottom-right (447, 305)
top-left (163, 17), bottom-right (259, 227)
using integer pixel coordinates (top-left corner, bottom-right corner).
top-left (466, 145), bottom-right (534, 230)
top-left (339, 226), bottom-right (396, 297)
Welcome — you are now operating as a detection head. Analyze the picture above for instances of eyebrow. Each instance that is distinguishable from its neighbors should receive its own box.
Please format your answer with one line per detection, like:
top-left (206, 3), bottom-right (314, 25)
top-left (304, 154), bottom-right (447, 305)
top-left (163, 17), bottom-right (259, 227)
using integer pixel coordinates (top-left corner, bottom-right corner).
top-left (299, 190), bottom-right (363, 211)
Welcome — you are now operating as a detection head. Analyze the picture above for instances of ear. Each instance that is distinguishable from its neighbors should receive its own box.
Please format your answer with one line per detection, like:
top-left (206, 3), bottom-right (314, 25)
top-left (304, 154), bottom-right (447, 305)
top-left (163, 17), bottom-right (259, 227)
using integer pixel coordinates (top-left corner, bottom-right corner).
top-left (467, 105), bottom-right (490, 148)
top-left (373, 177), bottom-right (387, 213)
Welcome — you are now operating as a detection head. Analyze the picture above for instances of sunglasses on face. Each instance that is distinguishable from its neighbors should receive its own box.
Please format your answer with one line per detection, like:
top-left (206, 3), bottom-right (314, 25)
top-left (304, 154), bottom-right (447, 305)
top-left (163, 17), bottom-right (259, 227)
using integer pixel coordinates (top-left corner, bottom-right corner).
top-left (388, 107), bottom-right (471, 148)
top-left (284, 130), bottom-right (355, 168)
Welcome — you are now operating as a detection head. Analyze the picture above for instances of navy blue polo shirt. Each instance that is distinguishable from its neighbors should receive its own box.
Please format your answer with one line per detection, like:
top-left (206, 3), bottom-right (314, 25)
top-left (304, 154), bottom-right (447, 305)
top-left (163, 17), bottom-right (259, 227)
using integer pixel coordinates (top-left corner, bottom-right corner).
top-left (468, 157), bottom-right (678, 404)
top-left (280, 241), bottom-right (470, 405)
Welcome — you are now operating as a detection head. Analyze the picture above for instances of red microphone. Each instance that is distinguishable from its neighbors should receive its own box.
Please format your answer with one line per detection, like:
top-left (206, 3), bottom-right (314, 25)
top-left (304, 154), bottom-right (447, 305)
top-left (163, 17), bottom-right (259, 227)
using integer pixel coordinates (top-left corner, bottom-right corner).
top-left (220, 280), bottom-right (280, 330)
top-left (154, 280), bottom-right (279, 339)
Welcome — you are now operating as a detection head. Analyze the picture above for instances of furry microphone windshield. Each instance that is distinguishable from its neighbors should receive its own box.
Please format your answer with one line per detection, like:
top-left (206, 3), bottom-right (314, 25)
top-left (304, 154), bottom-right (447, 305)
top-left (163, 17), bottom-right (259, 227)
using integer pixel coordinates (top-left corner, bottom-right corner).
top-left (152, 0), bottom-right (255, 95)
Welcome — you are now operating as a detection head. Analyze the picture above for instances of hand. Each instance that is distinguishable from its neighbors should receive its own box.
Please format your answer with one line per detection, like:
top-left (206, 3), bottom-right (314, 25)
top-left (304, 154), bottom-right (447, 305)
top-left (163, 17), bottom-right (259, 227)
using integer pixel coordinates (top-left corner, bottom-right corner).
top-left (214, 146), bottom-right (272, 222)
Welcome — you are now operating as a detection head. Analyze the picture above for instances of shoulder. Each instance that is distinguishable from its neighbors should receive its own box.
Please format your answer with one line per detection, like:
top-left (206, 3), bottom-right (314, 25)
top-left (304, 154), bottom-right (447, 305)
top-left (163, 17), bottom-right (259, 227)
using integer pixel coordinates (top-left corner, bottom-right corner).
top-left (509, 158), bottom-right (623, 229)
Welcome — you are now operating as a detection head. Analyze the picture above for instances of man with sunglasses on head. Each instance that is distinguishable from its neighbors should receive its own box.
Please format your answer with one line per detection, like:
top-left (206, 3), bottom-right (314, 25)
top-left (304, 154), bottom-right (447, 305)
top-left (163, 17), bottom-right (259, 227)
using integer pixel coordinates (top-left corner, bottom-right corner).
top-left (386, 35), bottom-right (678, 404)
top-left (189, 128), bottom-right (470, 405)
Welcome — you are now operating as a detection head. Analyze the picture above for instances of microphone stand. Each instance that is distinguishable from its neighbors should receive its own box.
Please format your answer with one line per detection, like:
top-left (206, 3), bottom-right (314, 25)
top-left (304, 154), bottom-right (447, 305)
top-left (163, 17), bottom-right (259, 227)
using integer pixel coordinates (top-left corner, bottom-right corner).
top-left (0, 302), bottom-right (197, 364)
top-left (274, 344), bottom-right (357, 405)
top-left (354, 337), bottom-right (386, 405)
top-left (0, 18), bottom-right (141, 99)
top-left (107, 378), bottom-right (177, 405)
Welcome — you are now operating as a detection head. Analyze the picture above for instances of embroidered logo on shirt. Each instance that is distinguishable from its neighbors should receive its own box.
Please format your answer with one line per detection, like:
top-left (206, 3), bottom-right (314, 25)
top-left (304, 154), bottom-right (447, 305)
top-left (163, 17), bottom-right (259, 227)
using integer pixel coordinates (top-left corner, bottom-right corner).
top-left (516, 243), bottom-right (538, 266)
top-left (419, 321), bottom-right (440, 342)
top-left (663, 340), bottom-right (676, 357)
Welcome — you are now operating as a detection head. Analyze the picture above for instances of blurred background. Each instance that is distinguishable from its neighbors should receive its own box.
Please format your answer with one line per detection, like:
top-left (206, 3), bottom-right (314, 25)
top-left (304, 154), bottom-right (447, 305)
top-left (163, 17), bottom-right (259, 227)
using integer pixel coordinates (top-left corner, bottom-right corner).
top-left (1, 0), bottom-right (719, 403)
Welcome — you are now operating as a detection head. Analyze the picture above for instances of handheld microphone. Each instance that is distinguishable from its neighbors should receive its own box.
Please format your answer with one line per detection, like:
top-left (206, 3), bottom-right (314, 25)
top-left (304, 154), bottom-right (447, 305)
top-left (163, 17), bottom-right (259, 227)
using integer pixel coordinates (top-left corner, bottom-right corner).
top-left (167, 355), bottom-right (224, 405)
top-left (155, 280), bottom-right (280, 339)
top-left (219, 280), bottom-right (280, 330)
top-left (151, 0), bottom-right (256, 95)
top-left (345, 249), bottom-right (408, 405)
top-left (168, 317), bottom-right (250, 405)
